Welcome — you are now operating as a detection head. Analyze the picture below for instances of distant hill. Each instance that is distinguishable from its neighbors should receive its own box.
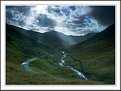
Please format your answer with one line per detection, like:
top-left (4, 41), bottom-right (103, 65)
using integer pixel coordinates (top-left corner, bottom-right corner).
top-left (69, 24), bottom-right (115, 84)
top-left (6, 24), bottom-right (96, 49)
top-left (67, 33), bottom-right (96, 45)
top-left (6, 24), bottom-right (69, 49)
top-left (43, 30), bottom-right (96, 45)
top-left (39, 30), bottom-right (69, 48)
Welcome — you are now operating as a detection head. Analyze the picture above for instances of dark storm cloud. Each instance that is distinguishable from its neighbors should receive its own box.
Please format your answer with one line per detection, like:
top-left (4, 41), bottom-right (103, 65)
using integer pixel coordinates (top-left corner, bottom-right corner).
top-left (6, 6), bottom-right (31, 16)
top-left (6, 6), bottom-right (114, 36)
top-left (6, 6), bottom-right (32, 26)
top-left (72, 15), bottom-right (86, 24)
top-left (6, 6), bottom-right (56, 30)
top-left (47, 6), bottom-right (63, 16)
top-left (69, 6), bottom-right (76, 11)
top-left (89, 6), bottom-right (115, 26)
top-left (66, 15), bottom-right (89, 29)
top-left (36, 14), bottom-right (56, 28)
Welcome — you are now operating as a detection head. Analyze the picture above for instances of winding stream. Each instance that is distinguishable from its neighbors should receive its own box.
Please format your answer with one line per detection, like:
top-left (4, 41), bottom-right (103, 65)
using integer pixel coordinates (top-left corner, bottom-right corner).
top-left (21, 51), bottom-right (87, 80)
top-left (21, 57), bottom-right (39, 73)
top-left (59, 51), bottom-right (88, 80)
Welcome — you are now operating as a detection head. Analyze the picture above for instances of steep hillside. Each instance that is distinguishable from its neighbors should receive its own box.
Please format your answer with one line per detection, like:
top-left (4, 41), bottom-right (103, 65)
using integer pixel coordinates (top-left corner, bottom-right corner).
top-left (6, 24), bottom-right (53, 60)
top-left (6, 24), bottom-right (102, 84)
top-left (69, 24), bottom-right (115, 84)
top-left (6, 24), bottom-right (60, 84)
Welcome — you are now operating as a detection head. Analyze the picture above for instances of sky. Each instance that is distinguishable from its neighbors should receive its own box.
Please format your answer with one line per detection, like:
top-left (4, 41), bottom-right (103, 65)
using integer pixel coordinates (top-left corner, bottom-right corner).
top-left (6, 6), bottom-right (115, 36)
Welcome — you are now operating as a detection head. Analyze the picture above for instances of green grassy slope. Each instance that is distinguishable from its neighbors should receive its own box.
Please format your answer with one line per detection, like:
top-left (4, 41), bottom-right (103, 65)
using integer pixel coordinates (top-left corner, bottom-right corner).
top-left (6, 24), bottom-right (54, 84)
top-left (69, 24), bottom-right (115, 84)
top-left (6, 24), bottom-right (101, 84)
top-left (6, 23), bottom-right (115, 84)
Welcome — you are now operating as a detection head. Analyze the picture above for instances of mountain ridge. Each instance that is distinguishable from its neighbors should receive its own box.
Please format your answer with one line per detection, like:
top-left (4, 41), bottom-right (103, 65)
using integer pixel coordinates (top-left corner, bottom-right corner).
top-left (69, 24), bottom-right (115, 84)
top-left (6, 23), bottom-right (96, 46)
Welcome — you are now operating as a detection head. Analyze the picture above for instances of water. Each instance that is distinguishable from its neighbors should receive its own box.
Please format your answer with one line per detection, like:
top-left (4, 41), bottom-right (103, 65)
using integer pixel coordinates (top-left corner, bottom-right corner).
top-left (21, 52), bottom-right (88, 80)
top-left (59, 51), bottom-right (88, 80)
top-left (21, 57), bottom-right (38, 73)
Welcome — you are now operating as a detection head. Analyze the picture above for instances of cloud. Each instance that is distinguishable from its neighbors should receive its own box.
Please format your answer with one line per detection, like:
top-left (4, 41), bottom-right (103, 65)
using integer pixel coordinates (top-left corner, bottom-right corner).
top-left (6, 6), bottom-right (115, 36)
top-left (89, 6), bottom-right (115, 26)
top-left (6, 6), bottom-right (56, 32)
top-left (6, 6), bottom-right (31, 27)
top-left (36, 14), bottom-right (56, 28)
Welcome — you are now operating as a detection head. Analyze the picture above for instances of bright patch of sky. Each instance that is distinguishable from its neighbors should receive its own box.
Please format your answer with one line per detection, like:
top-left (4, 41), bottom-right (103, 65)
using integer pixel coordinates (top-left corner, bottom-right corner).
top-left (6, 5), bottom-right (108, 36)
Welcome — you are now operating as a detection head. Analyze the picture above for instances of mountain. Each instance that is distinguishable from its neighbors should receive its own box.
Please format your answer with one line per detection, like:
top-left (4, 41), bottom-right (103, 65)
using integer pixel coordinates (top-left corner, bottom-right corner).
top-left (39, 31), bottom-right (69, 48)
top-left (6, 24), bottom-right (96, 49)
top-left (69, 24), bottom-right (115, 84)
top-left (6, 24), bottom-right (70, 49)
top-left (6, 24), bottom-right (53, 59)
top-left (6, 23), bottom-right (96, 61)
top-left (6, 23), bottom-right (115, 84)
top-left (43, 31), bottom-right (96, 45)
top-left (7, 24), bottom-right (100, 84)
top-left (67, 33), bottom-right (96, 45)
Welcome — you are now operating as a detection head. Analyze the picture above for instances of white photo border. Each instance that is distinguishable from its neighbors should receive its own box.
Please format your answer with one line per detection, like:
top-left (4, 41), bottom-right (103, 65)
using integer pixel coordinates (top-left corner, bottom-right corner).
top-left (1, 1), bottom-right (120, 90)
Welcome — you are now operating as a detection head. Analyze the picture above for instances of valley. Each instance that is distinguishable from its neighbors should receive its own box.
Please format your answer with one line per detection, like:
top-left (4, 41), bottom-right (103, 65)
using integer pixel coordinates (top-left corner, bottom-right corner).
top-left (6, 23), bottom-right (115, 84)
top-left (21, 51), bottom-right (87, 81)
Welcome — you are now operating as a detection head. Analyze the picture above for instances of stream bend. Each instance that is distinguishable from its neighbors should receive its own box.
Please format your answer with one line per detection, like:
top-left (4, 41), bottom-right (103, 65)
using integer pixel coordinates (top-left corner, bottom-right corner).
top-left (59, 51), bottom-right (88, 80)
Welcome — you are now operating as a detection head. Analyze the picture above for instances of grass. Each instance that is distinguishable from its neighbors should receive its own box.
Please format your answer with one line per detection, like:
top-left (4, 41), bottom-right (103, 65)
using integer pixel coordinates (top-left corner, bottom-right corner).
top-left (6, 57), bottom-right (105, 84)
top-left (6, 24), bottom-right (115, 84)
top-left (69, 29), bottom-right (115, 84)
